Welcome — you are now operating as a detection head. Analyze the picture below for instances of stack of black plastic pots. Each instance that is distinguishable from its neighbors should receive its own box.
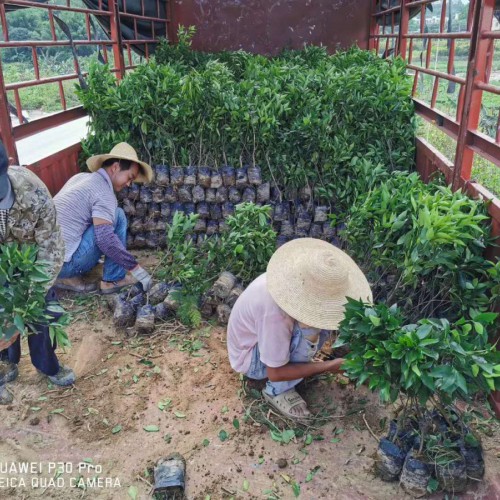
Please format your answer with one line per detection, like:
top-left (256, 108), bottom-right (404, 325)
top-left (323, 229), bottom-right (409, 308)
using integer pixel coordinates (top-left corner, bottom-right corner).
top-left (116, 164), bottom-right (345, 249)
top-left (376, 410), bottom-right (484, 497)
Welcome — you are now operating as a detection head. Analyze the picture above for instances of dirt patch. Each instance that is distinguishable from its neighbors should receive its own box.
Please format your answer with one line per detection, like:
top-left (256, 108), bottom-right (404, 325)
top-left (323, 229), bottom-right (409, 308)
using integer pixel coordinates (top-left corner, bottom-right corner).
top-left (1, 291), bottom-right (499, 499)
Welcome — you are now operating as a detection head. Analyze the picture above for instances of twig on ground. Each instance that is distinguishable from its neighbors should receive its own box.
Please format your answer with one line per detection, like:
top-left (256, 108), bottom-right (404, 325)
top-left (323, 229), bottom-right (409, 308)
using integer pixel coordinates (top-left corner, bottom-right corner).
top-left (363, 413), bottom-right (379, 442)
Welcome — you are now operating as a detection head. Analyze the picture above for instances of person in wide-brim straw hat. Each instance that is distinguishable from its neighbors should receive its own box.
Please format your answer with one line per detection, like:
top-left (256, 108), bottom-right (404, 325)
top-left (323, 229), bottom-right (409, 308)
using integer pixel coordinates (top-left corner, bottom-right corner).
top-left (227, 238), bottom-right (372, 422)
top-left (53, 143), bottom-right (154, 295)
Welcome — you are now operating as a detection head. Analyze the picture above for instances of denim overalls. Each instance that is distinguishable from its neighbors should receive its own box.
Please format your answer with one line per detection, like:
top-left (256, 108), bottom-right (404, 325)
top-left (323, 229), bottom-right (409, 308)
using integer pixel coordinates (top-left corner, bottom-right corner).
top-left (246, 322), bottom-right (330, 396)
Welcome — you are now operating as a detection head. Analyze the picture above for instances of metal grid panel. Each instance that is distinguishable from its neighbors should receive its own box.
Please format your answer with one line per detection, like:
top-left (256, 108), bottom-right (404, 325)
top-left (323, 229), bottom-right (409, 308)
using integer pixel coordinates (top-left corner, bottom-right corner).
top-left (370, 0), bottom-right (499, 193)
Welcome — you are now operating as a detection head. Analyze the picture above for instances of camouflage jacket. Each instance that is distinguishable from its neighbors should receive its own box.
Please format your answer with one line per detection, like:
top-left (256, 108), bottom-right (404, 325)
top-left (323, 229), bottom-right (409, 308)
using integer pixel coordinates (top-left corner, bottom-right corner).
top-left (1, 166), bottom-right (64, 289)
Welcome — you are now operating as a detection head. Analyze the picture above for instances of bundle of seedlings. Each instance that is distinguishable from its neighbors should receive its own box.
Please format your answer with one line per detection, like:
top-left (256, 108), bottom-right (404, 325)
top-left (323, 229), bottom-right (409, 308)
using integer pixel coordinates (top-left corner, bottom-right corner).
top-left (335, 299), bottom-right (499, 496)
top-left (109, 281), bottom-right (181, 334)
top-left (0, 243), bottom-right (70, 349)
top-left (154, 203), bottom-right (276, 327)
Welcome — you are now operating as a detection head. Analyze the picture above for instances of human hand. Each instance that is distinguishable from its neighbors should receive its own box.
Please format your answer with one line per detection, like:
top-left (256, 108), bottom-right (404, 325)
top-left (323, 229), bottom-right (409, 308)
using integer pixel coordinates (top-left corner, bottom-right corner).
top-left (131, 266), bottom-right (153, 292)
top-left (324, 358), bottom-right (346, 374)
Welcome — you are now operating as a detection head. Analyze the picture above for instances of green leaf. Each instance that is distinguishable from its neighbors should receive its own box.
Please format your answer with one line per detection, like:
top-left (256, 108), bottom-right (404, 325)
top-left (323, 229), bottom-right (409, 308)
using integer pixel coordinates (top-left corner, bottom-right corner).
top-left (128, 485), bottom-right (138, 499)
top-left (233, 418), bottom-right (240, 430)
top-left (242, 479), bottom-right (250, 491)
top-left (218, 429), bottom-right (229, 442)
top-left (174, 411), bottom-right (186, 418)
top-left (202, 438), bottom-right (210, 447)
top-left (112, 425), bottom-right (122, 434)
top-left (143, 425), bottom-right (160, 432)
top-left (304, 434), bottom-right (313, 445)
top-left (50, 408), bottom-right (65, 414)
top-left (292, 482), bottom-right (300, 497)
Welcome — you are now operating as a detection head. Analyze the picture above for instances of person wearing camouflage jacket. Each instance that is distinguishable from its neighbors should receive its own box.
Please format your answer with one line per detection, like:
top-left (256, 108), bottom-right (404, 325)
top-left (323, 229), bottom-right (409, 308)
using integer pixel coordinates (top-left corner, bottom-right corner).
top-left (0, 140), bottom-right (76, 405)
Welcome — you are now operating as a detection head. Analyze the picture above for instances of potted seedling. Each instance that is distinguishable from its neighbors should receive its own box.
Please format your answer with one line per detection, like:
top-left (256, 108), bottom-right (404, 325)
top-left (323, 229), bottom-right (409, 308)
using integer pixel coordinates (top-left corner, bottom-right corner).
top-left (335, 299), bottom-right (499, 494)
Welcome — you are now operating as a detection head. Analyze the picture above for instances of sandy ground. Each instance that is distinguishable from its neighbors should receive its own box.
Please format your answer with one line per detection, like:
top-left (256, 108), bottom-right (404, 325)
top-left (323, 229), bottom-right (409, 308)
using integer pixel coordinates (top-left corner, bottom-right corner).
top-left (1, 286), bottom-right (499, 499)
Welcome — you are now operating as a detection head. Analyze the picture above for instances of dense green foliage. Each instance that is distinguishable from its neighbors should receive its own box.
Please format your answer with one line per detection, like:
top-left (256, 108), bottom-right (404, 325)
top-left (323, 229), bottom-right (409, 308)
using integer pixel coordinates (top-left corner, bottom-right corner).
top-left (156, 203), bottom-right (276, 326)
top-left (78, 36), bottom-right (415, 210)
top-left (336, 300), bottom-right (500, 407)
top-left (0, 244), bottom-right (70, 347)
top-left (344, 172), bottom-right (500, 324)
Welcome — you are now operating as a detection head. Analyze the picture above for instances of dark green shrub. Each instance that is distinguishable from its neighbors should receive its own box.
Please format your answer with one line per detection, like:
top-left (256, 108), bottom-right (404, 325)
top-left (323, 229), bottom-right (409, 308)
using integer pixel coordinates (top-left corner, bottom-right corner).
top-left (344, 173), bottom-right (500, 324)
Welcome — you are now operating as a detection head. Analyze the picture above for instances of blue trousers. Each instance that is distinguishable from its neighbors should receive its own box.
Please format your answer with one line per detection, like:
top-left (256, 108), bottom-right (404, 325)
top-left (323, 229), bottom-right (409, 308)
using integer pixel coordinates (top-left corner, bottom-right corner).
top-left (0, 288), bottom-right (61, 376)
top-left (246, 323), bottom-right (329, 396)
top-left (58, 208), bottom-right (127, 283)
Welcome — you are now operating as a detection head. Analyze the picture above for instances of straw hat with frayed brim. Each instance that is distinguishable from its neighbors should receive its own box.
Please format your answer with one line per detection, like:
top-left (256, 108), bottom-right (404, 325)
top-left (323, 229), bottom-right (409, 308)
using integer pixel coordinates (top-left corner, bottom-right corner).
top-left (267, 238), bottom-right (372, 330)
top-left (86, 142), bottom-right (153, 183)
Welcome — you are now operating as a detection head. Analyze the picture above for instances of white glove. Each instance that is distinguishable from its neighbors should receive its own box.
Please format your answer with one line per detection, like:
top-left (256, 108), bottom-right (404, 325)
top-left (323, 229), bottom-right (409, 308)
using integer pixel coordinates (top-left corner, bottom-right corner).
top-left (131, 266), bottom-right (153, 292)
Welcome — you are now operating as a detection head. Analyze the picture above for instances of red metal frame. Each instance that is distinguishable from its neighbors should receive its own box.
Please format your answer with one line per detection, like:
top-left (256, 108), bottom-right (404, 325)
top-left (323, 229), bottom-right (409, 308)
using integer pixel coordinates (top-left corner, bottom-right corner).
top-left (0, 0), bottom-right (170, 160)
top-left (372, 0), bottom-right (500, 418)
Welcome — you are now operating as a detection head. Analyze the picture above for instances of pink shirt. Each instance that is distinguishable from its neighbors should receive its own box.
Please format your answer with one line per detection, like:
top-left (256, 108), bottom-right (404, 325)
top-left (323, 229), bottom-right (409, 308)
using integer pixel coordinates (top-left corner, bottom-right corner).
top-left (227, 273), bottom-right (295, 373)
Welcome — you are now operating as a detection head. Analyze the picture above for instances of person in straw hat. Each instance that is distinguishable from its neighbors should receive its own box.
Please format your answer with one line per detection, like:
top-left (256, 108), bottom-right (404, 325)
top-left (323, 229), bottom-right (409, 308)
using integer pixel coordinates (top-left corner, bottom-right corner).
top-left (53, 143), bottom-right (154, 294)
top-left (227, 238), bottom-right (372, 420)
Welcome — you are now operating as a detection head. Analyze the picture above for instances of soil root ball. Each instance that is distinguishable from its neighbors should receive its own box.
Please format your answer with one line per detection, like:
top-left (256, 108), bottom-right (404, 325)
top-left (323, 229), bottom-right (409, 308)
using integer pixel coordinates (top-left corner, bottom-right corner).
top-left (206, 220), bottom-right (218, 236)
top-left (140, 186), bottom-right (153, 204)
top-left (152, 186), bottom-right (165, 203)
top-left (242, 187), bottom-right (256, 203)
top-left (226, 284), bottom-right (245, 308)
top-left (215, 187), bottom-right (228, 203)
top-left (116, 186), bottom-right (128, 201)
top-left (196, 202), bottom-right (210, 219)
top-left (113, 295), bottom-right (138, 328)
top-left (210, 204), bottom-right (222, 221)
top-left (184, 166), bottom-right (197, 185)
top-left (134, 232), bottom-right (147, 248)
top-left (256, 182), bottom-right (270, 203)
top-left (376, 438), bottom-right (406, 481)
top-left (276, 235), bottom-right (290, 247)
top-left (164, 186), bottom-right (178, 203)
top-left (178, 186), bottom-right (192, 203)
top-left (154, 302), bottom-right (172, 322)
top-left (130, 217), bottom-right (145, 235)
top-left (155, 164), bottom-right (170, 186)
top-left (200, 302), bottom-right (214, 318)
top-left (211, 171), bottom-right (223, 189)
top-left (170, 166), bottom-right (184, 186)
top-left (192, 185), bottom-right (206, 203)
top-left (148, 282), bottom-right (171, 305)
top-left (136, 304), bottom-right (155, 335)
top-left (221, 166), bottom-right (235, 187)
top-left (309, 223), bottom-right (323, 239)
top-left (153, 452), bottom-right (186, 499)
top-left (222, 202), bottom-right (235, 218)
top-left (280, 221), bottom-right (294, 237)
top-left (128, 184), bottom-right (140, 201)
top-left (122, 199), bottom-right (136, 216)
top-left (164, 289), bottom-right (180, 311)
top-left (460, 440), bottom-right (484, 480)
top-left (149, 202), bottom-right (161, 218)
top-left (314, 205), bottom-right (328, 222)
top-left (135, 202), bottom-right (147, 217)
top-left (205, 188), bottom-right (216, 203)
top-left (194, 218), bottom-right (207, 233)
top-left (400, 450), bottom-right (431, 498)
top-left (436, 455), bottom-right (467, 493)
top-left (161, 202), bottom-right (171, 218)
top-left (228, 187), bottom-right (241, 204)
top-left (235, 167), bottom-right (248, 187)
top-left (212, 272), bottom-right (237, 299)
top-left (217, 304), bottom-right (232, 325)
top-left (184, 203), bottom-right (195, 215)
top-left (126, 233), bottom-right (135, 249)
top-left (197, 167), bottom-right (212, 188)
top-left (247, 165), bottom-right (262, 185)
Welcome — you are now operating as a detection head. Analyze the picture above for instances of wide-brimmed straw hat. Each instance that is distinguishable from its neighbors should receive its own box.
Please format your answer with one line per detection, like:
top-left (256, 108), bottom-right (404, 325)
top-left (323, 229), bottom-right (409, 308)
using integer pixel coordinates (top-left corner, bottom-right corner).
top-left (267, 238), bottom-right (372, 330)
top-left (86, 142), bottom-right (153, 183)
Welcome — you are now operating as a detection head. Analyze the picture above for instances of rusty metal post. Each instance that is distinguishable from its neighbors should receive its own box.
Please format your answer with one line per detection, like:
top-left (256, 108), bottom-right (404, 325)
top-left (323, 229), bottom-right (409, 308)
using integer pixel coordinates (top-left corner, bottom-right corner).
top-left (452, 0), bottom-right (495, 190)
top-left (0, 53), bottom-right (19, 164)
top-left (397, 0), bottom-right (410, 59)
top-left (109, 0), bottom-right (126, 79)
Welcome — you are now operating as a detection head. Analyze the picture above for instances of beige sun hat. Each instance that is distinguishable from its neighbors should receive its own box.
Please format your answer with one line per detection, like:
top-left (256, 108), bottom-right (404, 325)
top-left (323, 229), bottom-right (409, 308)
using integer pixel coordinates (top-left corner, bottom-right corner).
top-left (267, 238), bottom-right (372, 330)
top-left (86, 142), bottom-right (153, 183)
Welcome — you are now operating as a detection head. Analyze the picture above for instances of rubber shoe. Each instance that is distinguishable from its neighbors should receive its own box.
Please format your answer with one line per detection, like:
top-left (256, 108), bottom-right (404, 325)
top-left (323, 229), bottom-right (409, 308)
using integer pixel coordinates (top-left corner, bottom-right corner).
top-left (0, 384), bottom-right (13, 405)
top-left (39, 365), bottom-right (76, 387)
top-left (0, 361), bottom-right (18, 385)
